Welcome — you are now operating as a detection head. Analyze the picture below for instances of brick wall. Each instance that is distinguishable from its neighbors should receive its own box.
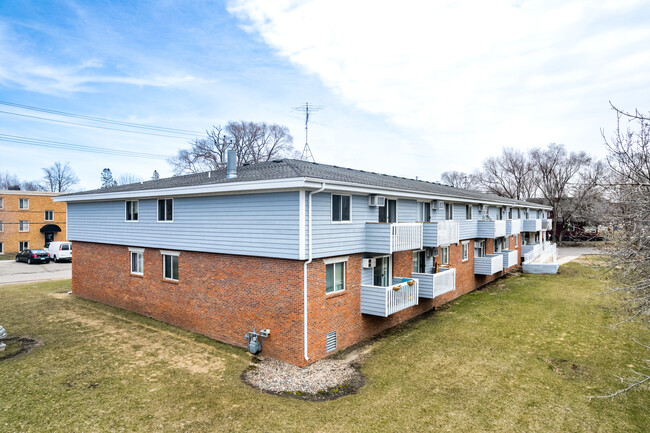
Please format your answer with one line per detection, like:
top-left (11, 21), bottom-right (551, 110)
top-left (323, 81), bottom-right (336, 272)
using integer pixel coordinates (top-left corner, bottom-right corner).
top-left (74, 238), bottom-right (523, 367)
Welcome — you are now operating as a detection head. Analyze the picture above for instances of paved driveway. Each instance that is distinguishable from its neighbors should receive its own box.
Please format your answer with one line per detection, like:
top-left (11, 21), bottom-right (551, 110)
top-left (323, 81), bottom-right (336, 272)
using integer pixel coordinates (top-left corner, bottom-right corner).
top-left (0, 260), bottom-right (72, 285)
top-left (557, 246), bottom-right (600, 265)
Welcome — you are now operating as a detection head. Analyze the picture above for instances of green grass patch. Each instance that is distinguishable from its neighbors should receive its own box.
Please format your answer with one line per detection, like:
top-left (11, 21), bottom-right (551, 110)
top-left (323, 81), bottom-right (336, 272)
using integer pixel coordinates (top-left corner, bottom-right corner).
top-left (0, 262), bottom-right (648, 432)
top-left (0, 253), bottom-right (16, 261)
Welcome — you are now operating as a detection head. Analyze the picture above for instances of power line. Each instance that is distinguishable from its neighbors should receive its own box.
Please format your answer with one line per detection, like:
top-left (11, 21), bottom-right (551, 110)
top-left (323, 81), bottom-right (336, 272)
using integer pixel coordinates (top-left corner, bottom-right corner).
top-left (0, 133), bottom-right (171, 160)
top-left (0, 109), bottom-right (201, 140)
top-left (0, 100), bottom-right (203, 135)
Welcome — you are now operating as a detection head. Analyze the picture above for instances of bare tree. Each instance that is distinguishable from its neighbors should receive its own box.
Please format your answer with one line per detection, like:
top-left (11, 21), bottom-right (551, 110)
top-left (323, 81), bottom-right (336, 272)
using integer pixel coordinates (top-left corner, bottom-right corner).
top-left (168, 122), bottom-right (297, 175)
top-left (476, 148), bottom-right (536, 200)
top-left (440, 171), bottom-right (477, 190)
top-left (0, 171), bottom-right (45, 191)
top-left (42, 161), bottom-right (79, 192)
top-left (587, 103), bottom-right (650, 399)
top-left (529, 144), bottom-right (603, 242)
top-left (117, 173), bottom-right (144, 185)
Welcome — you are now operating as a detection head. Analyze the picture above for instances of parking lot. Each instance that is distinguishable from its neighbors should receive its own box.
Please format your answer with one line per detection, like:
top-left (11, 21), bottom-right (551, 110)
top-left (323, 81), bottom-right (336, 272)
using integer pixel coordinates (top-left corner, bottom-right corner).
top-left (0, 260), bottom-right (72, 285)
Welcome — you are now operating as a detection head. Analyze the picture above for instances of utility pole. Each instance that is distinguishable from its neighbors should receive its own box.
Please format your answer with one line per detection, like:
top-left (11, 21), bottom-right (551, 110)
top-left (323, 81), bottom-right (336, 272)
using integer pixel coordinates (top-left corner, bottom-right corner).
top-left (292, 102), bottom-right (323, 162)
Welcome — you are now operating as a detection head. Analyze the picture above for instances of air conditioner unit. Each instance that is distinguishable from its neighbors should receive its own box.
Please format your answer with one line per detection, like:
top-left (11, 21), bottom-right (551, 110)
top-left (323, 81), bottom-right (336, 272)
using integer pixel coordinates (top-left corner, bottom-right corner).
top-left (425, 247), bottom-right (434, 258)
top-left (368, 195), bottom-right (386, 207)
top-left (362, 258), bottom-right (376, 268)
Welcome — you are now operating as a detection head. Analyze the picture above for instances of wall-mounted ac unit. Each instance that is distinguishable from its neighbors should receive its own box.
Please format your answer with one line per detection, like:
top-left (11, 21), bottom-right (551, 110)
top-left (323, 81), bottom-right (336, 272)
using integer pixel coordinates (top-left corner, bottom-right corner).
top-left (362, 258), bottom-right (376, 268)
top-left (425, 247), bottom-right (434, 257)
top-left (368, 195), bottom-right (386, 207)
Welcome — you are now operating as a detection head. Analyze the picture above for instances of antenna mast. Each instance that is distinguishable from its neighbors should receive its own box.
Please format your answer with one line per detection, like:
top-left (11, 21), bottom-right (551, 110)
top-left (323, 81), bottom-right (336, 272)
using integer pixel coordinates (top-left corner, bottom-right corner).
top-left (293, 102), bottom-right (323, 162)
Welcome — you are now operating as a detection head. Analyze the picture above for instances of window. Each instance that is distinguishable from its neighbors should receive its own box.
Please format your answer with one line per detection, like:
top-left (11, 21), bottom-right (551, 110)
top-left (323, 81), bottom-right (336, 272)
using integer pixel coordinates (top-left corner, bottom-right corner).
top-left (331, 194), bottom-right (351, 222)
top-left (462, 241), bottom-right (469, 261)
top-left (0, 242), bottom-right (3, 254)
top-left (19, 221), bottom-right (29, 232)
top-left (495, 237), bottom-right (506, 252)
top-left (497, 207), bottom-right (505, 220)
top-left (44, 210), bottom-right (54, 221)
top-left (524, 210), bottom-right (529, 219)
top-left (19, 241), bottom-right (29, 251)
top-left (157, 199), bottom-right (173, 222)
top-left (126, 200), bottom-right (139, 221)
top-left (412, 250), bottom-right (426, 273)
top-left (378, 199), bottom-right (397, 223)
top-left (129, 248), bottom-right (144, 275)
top-left (19, 198), bottom-right (29, 209)
top-left (515, 235), bottom-right (519, 247)
top-left (465, 204), bottom-right (473, 220)
top-left (440, 246), bottom-right (450, 265)
top-left (0, 221), bottom-right (3, 232)
top-left (326, 261), bottom-right (345, 294)
top-left (162, 251), bottom-right (179, 280)
top-left (418, 202), bottom-right (431, 222)
top-left (445, 203), bottom-right (454, 220)
top-left (0, 197), bottom-right (3, 209)
top-left (474, 240), bottom-right (485, 258)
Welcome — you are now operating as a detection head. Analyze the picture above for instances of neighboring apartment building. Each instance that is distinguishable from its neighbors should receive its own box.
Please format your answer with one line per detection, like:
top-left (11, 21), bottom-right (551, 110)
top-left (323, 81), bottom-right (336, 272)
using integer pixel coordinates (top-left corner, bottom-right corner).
top-left (0, 190), bottom-right (67, 255)
top-left (55, 156), bottom-right (552, 366)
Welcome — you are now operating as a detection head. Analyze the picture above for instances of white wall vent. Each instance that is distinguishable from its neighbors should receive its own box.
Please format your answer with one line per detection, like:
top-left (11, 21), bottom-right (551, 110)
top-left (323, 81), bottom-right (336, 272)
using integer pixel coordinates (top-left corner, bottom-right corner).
top-left (362, 258), bottom-right (376, 268)
top-left (326, 331), bottom-right (337, 353)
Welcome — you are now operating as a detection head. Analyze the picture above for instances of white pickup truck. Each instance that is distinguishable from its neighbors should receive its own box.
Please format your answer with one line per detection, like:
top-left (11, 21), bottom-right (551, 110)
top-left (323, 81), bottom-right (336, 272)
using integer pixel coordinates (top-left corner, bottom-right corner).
top-left (44, 242), bottom-right (72, 262)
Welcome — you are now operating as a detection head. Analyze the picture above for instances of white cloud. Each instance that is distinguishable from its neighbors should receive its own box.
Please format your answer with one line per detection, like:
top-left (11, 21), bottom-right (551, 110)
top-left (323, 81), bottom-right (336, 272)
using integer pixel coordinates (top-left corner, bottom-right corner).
top-left (228, 0), bottom-right (650, 178)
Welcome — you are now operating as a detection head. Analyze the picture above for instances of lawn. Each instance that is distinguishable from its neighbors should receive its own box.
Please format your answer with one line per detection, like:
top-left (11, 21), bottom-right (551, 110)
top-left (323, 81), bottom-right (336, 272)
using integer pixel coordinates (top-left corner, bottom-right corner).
top-left (0, 261), bottom-right (648, 432)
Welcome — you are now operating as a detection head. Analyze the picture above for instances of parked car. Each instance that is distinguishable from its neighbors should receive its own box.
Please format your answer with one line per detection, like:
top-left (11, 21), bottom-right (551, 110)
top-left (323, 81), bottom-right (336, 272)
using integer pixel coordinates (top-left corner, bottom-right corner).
top-left (44, 241), bottom-right (72, 262)
top-left (15, 249), bottom-right (51, 264)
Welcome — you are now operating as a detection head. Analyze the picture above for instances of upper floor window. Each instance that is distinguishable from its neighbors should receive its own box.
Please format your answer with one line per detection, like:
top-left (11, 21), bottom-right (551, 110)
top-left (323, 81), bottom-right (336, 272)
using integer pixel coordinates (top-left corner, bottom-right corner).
top-left (537, 210), bottom-right (542, 218)
top-left (378, 199), bottom-right (397, 223)
top-left (157, 199), bottom-right (173, 222)
top-left (524, 210), bottom-right (530, 219)
top-left (126, 200), bottom-right (139, 221)
top-left (465, 205), bottom-right (473, 220)
top-left (495, 237), bottom-right (506, 252)
top-left (440, 246), bottom-right (450, 265)
top-left (19, 221), bottom-right (29, 232)
top-left (498, 207), bottom-right (505, 220)
top-left (417, 202), bottom-right (431, 222)
top-left (325, 260), bottom-right (346, 294)
top-left (331, 195), bottom-right (351, 222)
top-left (44, 210), bottom-right (54, 221)
top-left (474, 240), bottom-right (486, 258)
top-left (462, 241), bottom-right (469, 261)
top-left (19, 198), bottom-right (29, 209)
top-left (445, 203), bottom-right (454, 220)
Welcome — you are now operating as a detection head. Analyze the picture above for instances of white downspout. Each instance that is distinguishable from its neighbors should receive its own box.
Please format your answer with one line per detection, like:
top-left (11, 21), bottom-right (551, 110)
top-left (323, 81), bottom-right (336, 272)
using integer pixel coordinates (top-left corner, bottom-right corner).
top-left (304, 182), bottom-right (326, 362)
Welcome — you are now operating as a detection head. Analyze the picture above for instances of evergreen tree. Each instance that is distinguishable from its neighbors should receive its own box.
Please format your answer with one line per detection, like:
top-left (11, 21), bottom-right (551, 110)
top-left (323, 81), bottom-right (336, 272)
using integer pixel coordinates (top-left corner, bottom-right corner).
top-left (152, 170), bottom-right (160, 180)
top-left (101, 168), bottom-right (117, 188)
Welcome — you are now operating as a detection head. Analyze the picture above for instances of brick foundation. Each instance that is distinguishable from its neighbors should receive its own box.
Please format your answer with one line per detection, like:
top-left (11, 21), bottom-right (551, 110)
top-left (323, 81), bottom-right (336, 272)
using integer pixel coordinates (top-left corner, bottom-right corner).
top-left (73, 238), bottom-right (522, 367)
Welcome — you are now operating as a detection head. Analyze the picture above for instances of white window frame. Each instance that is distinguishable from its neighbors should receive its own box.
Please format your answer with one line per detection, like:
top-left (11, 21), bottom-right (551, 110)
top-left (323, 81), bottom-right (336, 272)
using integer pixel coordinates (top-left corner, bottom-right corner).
top-left (417, 201), bottom-right (431, 222)
top-left (445, 202), bottom-right (454, 221)
top-left (19, 241), bottom-right (29, 251)
top-left (160, 250), bottom-right (180, 281)
top-left (19, 198), bottom-right (29, 209)
top-left (462, 241), bottom-right (469, 262)
top-left (44, 210), bottom-right (54, 221)
top-left (440, 246), bottom-right (450, 265)
top-left (378, 198), bottom-right (398, 223)
top-left (474, 240), bottom-right (486, 258)
top-left (412, 249), bottom-right (426, 273)
top-left (465, 204), bottom-right (472, 220)
top-left (515, 235), bottom-right (519, 247)
top-left (157, 198), bottom-right (174, 222)
top-left (331, 194), bottom-right (351, 223)
top-left (325, 259), bottom-right (346, 294)
top-left (125, 200), bottom-right (139, 222)
top-left (19, 221), bottom-right (29, 232)
top-left (129, 247), bottom-right (144, 275)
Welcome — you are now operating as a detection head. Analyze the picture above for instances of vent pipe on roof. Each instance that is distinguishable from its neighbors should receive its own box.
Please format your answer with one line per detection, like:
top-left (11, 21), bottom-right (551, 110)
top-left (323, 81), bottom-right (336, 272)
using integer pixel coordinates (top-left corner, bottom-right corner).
top-left (226, 150), bottom-right (237, 179)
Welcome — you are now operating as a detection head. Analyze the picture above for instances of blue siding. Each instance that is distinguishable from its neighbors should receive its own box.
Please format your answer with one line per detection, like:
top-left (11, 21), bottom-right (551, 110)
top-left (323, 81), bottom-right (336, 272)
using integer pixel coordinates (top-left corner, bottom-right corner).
top-left (398, 199), bottom-right (418, 222)
top-left (67, 191), bottom-right (301, 259)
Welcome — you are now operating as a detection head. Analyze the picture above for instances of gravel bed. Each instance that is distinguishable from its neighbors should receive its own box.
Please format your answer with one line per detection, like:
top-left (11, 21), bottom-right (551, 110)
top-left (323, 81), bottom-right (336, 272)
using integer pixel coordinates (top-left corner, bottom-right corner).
top-left (243, 356), bottom-right (359, 394)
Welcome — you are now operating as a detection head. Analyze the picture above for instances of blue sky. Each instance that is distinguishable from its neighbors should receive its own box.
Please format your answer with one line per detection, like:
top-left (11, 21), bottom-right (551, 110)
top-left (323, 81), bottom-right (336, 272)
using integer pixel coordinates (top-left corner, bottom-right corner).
top-left (1, 0), bottom-right (650, 190)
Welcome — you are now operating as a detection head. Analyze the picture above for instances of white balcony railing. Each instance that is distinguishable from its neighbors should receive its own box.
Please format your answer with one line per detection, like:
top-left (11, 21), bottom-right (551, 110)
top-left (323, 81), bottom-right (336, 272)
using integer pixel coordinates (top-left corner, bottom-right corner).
top-left (498, 249), bottom-right (518, 268)
top-left (508, 219), bottom-right (521, 235)
top-left (360, 278), bottom-right (419, 317)
top-left (522, 243), bottom-right (543, 262)
top-left (423, 221), bottom-right (459, 247)
top-left (391, 223), bottom-right (423, 252)
top-left (474, 254), bottom-right (503, 275)
top-left (412, 268), bottom-right (456, 299)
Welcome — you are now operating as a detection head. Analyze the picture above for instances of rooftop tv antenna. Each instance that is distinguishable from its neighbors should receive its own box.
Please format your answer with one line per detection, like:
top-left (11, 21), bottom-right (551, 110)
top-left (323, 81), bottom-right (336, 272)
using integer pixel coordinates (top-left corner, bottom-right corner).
top-left (292, 102), bottom-right (323, 162)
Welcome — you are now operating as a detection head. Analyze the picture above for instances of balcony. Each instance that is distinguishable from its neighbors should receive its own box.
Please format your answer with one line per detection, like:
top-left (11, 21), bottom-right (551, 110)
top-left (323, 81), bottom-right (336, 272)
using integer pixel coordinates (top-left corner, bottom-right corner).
top-left (497, 249), bottom-right (518, 269)
top-left (542, 218), bottom-right (553, 231)
top-left (507, 219), bottom-right (521, 236)
top-left (477, 220), bottom-right (507, 238)
top-left (422, 221), bottom-right (459, 247)
top-left (474, 254), bottom-right (503, 275)
top-left (360, 277), bottom-right (419, 317)
top-left (521, 243), bottom-right (543, 262)
top-left (522, 219), bottom-right (542, 232)
top-left (412, 268), bottom-right (456, 299)
top-left (366, 223), bottom-right (423, 254)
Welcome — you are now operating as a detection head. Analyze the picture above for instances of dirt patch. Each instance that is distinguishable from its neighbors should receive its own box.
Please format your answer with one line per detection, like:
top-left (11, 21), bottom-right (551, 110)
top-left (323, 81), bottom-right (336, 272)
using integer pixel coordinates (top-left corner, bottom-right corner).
top-left (48, 309), bottom-right (225, 376)
top-left (0, 337), bottom-right (42, 361)
top-left (543, 357), bottom-right (591, 379)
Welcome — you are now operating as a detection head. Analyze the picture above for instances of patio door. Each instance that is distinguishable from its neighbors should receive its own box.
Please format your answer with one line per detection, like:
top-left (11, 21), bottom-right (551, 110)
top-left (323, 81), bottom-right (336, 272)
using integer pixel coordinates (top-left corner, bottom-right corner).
top-left (378, 199), bottom-right (397, 223)
top-left (373, 256), bottom-right (391, 286)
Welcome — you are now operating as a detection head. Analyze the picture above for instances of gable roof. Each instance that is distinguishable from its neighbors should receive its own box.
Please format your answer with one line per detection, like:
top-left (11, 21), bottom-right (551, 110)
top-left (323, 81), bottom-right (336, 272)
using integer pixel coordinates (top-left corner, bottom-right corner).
top-left (57, 159), bottom-right (550, 209)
